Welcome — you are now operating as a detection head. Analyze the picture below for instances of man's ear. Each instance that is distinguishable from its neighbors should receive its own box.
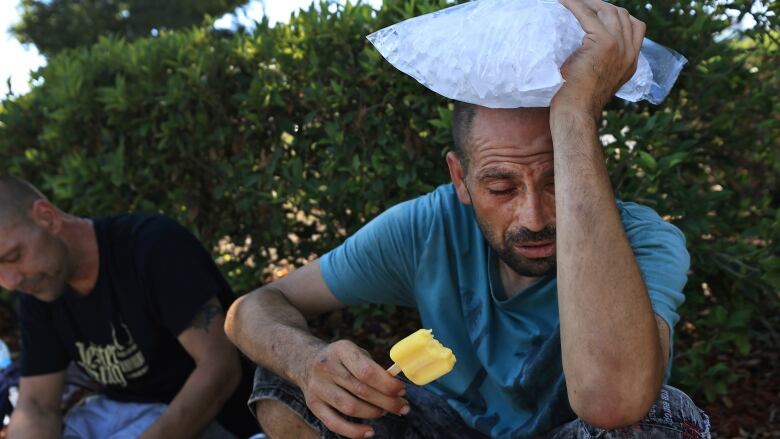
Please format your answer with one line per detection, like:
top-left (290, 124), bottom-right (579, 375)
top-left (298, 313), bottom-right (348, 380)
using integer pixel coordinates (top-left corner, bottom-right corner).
top-left (446, 151), bottom-right (472, 205)
top-left (29, 200), bottom-right (62, 234)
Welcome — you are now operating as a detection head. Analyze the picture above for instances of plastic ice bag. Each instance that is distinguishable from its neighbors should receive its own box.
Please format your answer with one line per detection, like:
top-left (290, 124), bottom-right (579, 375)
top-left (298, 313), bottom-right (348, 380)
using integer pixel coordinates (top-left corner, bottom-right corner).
top-left (367, 0), bottom-right (687, 108)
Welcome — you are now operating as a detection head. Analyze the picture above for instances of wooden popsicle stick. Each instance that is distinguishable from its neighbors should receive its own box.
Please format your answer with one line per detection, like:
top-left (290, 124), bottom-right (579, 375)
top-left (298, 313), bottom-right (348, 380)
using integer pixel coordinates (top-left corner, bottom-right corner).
top-left (387, 363), bottom-right (401, 376)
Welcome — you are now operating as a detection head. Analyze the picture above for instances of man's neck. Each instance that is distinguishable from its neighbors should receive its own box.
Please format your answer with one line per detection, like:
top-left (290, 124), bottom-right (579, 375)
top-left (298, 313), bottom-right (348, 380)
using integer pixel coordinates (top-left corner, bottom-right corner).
top-left (498, 260), bottom-right (541, 299)
top-left (61, 217), bottom-right (99, 295)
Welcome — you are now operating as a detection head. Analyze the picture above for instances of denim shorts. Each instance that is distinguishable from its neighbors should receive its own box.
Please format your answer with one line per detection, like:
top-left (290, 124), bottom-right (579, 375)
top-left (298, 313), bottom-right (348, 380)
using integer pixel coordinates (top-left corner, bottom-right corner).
top-left (248, 366), bottom-right (710, 439)
top-left (248, 366), bottom-right (488, 439)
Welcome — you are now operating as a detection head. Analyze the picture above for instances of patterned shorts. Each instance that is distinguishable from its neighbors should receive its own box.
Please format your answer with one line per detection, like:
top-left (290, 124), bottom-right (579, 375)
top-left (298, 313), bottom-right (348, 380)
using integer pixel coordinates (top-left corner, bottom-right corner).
top-left (249, 366), bottom-right (710, 439)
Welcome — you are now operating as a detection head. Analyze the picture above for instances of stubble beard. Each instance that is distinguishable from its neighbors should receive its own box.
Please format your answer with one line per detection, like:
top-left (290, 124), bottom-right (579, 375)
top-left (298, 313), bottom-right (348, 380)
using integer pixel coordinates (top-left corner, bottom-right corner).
top-left (22, 239), bottom-right (73, 302)
top-left (475, 214), bottom-right (557, 277)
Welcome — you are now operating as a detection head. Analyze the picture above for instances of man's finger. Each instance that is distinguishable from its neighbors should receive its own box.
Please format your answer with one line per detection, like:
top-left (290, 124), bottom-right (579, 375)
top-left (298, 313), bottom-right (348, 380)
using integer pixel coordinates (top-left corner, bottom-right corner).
top-left (310, 401), bottom-right (374, 439)
top-left (334, 373), bottom-right (409, 415)
top-left (559, 0), bottom-right (608, 35)
top-left (630, 16), bottom-right (646, 56)
top-left (577, 0), bottom-right (616, 13)
top-left (323, 385), bottom-right (385, 419)
top-left (617, 7), bottom-right (634, 54)
top-left (596, 6), bottom-right (625, 46)
top-left (338, 346), bottom-right (406, 398)
top-left (617, 10), bottom-right (640, 83)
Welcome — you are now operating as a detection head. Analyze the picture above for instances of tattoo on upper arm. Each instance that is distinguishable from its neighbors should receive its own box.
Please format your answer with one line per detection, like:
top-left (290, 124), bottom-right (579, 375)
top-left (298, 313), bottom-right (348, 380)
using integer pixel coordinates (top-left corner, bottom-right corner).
top-left (189, 297), bottom-right (223, 333)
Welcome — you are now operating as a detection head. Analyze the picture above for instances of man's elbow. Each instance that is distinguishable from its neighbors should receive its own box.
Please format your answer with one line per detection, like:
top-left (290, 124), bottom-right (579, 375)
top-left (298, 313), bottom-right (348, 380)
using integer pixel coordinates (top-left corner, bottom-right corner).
top-left (224, 287), bottom-right (277, 343)
top-left (568, 380), bottom-right (661, 429)
top-left (8, 399), bottom-right (62, 438)
top-left (570, 400), bottom-right (649, 430)
top-left (224, 294), bottom-right (247, 344)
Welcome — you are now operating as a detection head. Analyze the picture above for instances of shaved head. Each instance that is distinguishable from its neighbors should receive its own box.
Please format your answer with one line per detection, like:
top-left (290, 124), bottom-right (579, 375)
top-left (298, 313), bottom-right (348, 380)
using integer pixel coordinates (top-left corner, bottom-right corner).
top-left (0, 177), bottom-right (73, 301)
top-left (0, 176), bottom-right (46, 226)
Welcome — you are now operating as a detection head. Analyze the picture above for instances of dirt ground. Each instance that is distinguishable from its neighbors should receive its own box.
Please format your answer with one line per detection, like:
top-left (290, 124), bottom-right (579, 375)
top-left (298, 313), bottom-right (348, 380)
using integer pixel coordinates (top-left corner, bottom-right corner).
top-left (1, 303), bottom-right (778, 437)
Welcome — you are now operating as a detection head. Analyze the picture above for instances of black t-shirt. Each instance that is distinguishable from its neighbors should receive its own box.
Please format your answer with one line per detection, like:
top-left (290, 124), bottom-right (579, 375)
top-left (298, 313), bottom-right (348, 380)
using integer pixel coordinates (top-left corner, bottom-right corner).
top-left (19, 214), bottom-right (255, 436)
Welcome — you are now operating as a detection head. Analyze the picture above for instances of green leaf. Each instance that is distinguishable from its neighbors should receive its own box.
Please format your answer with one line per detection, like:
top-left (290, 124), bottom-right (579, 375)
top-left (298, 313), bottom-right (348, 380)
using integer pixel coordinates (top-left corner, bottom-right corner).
top-left (734, 334), bottom-right (751, 355)
top-left (658, 152), bottom-right (689, 170)
top-left (637, 150), bottom-right (658, 171)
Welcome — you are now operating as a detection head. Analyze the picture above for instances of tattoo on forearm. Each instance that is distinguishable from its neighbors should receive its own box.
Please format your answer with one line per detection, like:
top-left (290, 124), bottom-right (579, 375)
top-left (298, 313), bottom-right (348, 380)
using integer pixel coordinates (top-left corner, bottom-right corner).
top-left (189, 297), bottom-right (223, 332)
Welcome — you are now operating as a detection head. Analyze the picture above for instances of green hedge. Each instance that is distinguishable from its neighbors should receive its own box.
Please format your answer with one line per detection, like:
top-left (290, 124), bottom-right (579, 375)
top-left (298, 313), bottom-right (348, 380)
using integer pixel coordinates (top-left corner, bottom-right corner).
top-left (0, 0), bottom-right (777, 403)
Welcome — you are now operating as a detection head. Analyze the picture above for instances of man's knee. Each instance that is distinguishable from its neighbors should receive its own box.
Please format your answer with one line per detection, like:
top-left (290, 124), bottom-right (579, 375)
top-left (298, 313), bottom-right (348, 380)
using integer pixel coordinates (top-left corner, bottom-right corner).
top-left (254, 399), bottom-right (319, 439)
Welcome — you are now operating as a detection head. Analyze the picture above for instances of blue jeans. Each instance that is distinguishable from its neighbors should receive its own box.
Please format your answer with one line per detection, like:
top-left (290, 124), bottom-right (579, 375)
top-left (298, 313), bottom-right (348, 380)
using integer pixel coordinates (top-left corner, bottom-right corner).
top-left (249, 366), bottom-right (710, 439)
top-left (63, 394), bottom-right (237, 439)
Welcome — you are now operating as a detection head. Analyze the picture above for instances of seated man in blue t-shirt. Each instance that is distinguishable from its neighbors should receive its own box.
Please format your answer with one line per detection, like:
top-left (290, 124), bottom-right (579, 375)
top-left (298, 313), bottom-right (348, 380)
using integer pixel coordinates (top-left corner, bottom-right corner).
top-left (226, 1), bottom-right (710, 438)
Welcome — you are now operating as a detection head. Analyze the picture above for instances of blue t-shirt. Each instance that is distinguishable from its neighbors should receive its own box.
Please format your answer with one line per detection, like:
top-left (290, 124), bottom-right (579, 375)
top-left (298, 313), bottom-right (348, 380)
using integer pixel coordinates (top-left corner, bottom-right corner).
top-left (321, 184), bottom-right (689, 438)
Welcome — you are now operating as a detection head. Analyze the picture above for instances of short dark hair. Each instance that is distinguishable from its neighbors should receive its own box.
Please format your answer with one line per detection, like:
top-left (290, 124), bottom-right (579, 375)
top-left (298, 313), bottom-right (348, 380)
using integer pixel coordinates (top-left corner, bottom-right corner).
top-left (452, 101), bottom-right (479, 172)
top-left (0, 176), bottom-right (46, 225)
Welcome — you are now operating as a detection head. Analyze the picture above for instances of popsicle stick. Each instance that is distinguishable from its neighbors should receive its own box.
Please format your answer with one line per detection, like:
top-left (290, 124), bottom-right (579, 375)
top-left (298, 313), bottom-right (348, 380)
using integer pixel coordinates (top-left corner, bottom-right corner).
top-left (387, 363), bottom-right (402, 376)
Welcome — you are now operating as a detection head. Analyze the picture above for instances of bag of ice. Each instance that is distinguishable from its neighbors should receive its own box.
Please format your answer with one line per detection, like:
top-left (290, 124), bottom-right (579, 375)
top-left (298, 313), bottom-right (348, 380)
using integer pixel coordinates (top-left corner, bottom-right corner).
top-left (367, 0), bottom-right (686, 108)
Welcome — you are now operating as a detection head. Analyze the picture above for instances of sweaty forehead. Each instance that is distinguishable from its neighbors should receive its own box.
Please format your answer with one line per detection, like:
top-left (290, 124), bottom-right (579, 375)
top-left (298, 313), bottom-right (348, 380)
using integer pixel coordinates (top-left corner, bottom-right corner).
top-left (468, 107), bottom-right (553, 171)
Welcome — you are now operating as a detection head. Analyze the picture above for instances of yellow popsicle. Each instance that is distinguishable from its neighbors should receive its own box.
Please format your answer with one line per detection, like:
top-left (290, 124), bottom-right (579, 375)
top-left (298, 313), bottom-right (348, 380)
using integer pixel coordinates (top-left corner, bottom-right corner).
top-left (387, 329), bottom-right (456, 385)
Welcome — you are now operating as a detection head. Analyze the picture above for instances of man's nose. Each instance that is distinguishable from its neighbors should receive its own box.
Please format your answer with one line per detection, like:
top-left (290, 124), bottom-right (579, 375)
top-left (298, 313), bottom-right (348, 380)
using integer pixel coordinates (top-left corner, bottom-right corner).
top-left (0, 268), bottom-right (23, 291)
top-left (515, 191), bottom-right (550, 232)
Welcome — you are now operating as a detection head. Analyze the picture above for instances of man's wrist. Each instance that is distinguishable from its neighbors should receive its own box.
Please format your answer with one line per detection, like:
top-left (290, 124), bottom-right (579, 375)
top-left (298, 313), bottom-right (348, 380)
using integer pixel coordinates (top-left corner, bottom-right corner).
top-left (292, 337), bottom-right (328, 390)
top-left (550, 106), bottom-right (600, 145)
top-left (550, 82), bottom-right (605, 119)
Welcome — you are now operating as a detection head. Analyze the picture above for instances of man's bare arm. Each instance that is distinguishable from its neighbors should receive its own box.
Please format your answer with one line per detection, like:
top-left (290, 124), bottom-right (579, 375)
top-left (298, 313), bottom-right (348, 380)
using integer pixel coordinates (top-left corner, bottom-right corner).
top-left (225, 259), bottom-right (407, 439)
top-left (225, 259), bottom-right (342, 386)
top-left (7, 373), bottom-right (64, 439)
top-left (551, 0), bottom-right (665, 428)
top-left (139, 297), bottom-right (242, 439)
